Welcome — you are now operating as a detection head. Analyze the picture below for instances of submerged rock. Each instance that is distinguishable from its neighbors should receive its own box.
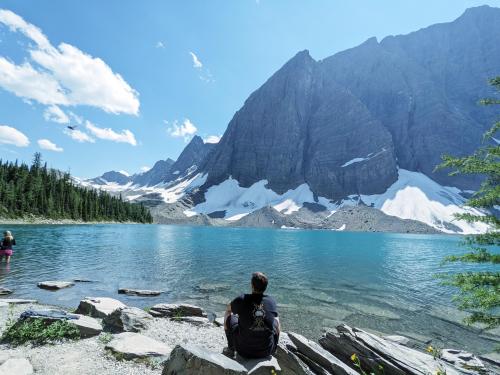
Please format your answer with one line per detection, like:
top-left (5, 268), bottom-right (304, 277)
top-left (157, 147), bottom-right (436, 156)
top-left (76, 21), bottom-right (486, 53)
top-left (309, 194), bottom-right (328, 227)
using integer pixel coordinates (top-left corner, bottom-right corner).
top-left (75, 297), bottom-right (126, 318)
top-left (0, 287), bottom-right (12, 296)
top-left (195, 283), bottom-right (230, 293)
top-left (37, 281), bottom-right (75, 290)
top-left (163, 344), bottom-right (247, 374)
top-left (105, 332), bottom-right (171, 360)
top-left (103, 307), bottom-right (152, 332)
top-left (118, 288), bottom-right (162, 296)
top-left (149, 303), bottom-right (207, 318)
top-left (0, 299), bottom-right (37, 305)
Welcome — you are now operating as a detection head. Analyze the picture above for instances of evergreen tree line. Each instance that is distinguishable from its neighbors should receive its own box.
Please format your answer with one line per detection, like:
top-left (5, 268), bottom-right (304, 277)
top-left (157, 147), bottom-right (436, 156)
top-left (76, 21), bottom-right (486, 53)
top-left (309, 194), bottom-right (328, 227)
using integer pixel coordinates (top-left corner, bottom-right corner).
top-left (0, 153), bottom-right (152, 223)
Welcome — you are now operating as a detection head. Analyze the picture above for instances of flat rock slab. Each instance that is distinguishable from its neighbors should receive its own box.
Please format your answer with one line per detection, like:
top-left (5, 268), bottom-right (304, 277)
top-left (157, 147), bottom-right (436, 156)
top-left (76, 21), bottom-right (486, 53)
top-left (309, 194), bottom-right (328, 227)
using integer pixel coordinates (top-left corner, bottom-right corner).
top-left (72, 314), bottom-right (103, 338)
top-left (163, 343), bottom-right (247, 374)
top-left (149, 303), bottom-right (206, 318)
top-left (106, 332), bottom-right (171, 360)
top-left (0, 299), bottom-right (37, 304)
top-left (73, 278), bottom-right (95, 283)
top-left (0, 287), bottom-right (13, 296)
top-left (103, 307), bottom-right (152, 333)
top-left (288, 332), bottom-right (358, 375)
top-left (0, 357), bottom-right (34, 375)
top-left (236, 355), bottom-right (282, 374)
top-left (441, 349), bottom-right (486, 374)
top-left (118, 288), bottom-right (162, 296)
top-left (37, 281), bottom-right (75, 290)
top-left (75, 297), bottom-right (126, 318)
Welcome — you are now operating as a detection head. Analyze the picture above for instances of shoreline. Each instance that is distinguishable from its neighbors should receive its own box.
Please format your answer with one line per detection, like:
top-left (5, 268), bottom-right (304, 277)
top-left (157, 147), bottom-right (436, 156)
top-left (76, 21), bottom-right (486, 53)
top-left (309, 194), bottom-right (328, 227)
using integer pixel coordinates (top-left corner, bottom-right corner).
top-left (0, 217), bottom-right (145, 225)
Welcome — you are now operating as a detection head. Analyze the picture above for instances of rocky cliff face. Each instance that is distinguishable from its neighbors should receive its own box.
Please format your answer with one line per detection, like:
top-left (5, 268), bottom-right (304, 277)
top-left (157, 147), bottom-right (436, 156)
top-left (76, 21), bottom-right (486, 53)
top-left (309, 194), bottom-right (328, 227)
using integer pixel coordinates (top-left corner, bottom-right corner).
top-left (132, 158), bottom-right (175, 187)
top-left (201, 6), bottom-right (500, 198)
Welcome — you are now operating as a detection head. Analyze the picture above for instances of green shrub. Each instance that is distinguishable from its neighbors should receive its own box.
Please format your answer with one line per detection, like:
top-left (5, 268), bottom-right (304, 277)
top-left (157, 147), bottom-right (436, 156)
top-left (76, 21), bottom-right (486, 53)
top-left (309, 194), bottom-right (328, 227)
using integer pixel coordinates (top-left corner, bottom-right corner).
top-left (1, 318), bottom-right (80, 346)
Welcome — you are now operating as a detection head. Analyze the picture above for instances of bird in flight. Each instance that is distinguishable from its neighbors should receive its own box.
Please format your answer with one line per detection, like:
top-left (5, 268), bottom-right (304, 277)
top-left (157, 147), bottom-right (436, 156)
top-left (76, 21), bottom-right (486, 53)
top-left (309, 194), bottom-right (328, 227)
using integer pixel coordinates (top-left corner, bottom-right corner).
top-left (67, 125), bottom-right (78, 131)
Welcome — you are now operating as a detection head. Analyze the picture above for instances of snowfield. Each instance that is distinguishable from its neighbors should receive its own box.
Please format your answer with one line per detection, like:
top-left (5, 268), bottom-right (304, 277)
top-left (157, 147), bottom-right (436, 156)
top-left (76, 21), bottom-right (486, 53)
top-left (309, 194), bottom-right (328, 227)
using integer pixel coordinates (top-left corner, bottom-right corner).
top-left (79, 169), bottom-right (489, 234)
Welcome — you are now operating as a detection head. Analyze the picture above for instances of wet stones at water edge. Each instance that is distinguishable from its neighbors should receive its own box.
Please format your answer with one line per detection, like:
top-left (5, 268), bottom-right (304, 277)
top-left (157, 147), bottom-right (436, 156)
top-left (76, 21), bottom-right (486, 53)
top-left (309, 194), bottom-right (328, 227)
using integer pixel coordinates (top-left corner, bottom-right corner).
top-left (0, 299), bottom-right (37, 305)
top-left (75, 297), bottom-right (126, 318)
top-left (37, 281), bottom-right (75, 290)
top-left (103, 307), bottom-right (153, 333)
top-left (118, 288), bottom-right (162, 296)
top-left (149, 303), bottom-right (207, 318)
top-left (0, 287), bottom-right (13, 296)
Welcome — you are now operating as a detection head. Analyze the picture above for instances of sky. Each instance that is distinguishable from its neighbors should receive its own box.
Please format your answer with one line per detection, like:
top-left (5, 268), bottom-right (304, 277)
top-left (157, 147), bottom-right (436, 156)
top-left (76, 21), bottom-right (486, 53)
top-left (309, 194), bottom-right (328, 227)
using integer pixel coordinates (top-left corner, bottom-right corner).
top-left (0, 0), bottom-right (499, 178)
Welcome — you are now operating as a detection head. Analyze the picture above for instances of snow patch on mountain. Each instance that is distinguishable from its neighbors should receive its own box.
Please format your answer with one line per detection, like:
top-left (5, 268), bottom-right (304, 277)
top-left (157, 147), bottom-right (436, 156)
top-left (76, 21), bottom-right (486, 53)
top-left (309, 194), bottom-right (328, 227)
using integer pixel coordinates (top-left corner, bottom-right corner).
top-left (184, 177), bottom-right (338, 221)
top-left (360, 169), bottom-right (487, 234)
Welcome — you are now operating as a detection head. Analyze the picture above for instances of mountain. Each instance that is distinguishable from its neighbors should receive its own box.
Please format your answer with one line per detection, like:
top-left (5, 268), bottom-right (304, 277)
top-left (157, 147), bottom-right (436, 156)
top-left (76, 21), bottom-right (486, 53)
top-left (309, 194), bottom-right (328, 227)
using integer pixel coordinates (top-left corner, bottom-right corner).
top-left (84, 6), bottom-right (499, 234)
top-left (88, 170), bottom-right (132, 186)
top-left (201, 5), bottom-right (500, 197)
top-left (132, 158), bottom-right (175, 187)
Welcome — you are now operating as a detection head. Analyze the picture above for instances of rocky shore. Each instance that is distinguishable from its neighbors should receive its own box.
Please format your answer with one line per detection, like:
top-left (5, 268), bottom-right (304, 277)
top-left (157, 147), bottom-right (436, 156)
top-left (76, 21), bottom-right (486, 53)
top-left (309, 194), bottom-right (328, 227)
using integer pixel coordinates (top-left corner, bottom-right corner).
top-left (0, 289), bottom-right (498, 374)
top-left (0, 217), bottom-right (139, 225)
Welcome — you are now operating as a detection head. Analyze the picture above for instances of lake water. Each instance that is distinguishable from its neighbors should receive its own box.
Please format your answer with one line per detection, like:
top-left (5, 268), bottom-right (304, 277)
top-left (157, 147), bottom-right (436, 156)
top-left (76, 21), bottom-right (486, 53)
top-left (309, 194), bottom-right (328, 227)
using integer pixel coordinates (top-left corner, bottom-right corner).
top-left (0, 224), bottom-right (498, 353)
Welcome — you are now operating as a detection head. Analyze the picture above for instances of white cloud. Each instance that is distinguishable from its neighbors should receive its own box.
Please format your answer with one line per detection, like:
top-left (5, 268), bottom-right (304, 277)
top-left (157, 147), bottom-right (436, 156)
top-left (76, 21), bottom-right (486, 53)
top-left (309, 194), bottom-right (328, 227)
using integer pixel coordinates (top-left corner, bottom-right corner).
top-left (0, 9), bottom-right (140, 115)
top-left (68, 111), bottom-right (83, 124)
top-left (167, 119), bottom-right (197, 142)
top-left (156, 41), bottom-right (165, 48)
top-left (43, 105), bottom-right (69, 124)
top-left (64, 128), bottom-right (95, 143)
top-left (85, 120), bottom-right (137, 146)
top-left (204, 135), bottom-right (221, 144)
top-left (189, 51), bottom-right (203, 68)
top-left (140, 166), bottom-right (151, 173)
top-left (37, 138), bottom-right (63, 152)
top-left (0, 125), bottom-right (29, 147)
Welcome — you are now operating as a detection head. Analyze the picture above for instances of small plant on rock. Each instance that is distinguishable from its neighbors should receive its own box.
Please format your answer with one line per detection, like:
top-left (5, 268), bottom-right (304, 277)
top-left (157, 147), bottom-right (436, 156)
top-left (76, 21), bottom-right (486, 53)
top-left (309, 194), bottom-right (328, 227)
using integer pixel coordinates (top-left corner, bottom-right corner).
top-left (350, 353), bottom-right (384, 375)
top-left (1, 318), bottom-right (80, 346)
top-left (98, 332), bottom-right (113, 345)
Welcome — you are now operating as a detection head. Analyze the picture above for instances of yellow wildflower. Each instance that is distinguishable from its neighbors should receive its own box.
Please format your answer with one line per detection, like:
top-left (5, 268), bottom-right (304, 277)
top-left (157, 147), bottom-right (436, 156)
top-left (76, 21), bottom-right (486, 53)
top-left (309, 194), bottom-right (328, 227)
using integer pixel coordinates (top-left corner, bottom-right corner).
top-left (427, 346), bottom-right (434, 353)
top-left (350, 353), bottom-right (358, 362)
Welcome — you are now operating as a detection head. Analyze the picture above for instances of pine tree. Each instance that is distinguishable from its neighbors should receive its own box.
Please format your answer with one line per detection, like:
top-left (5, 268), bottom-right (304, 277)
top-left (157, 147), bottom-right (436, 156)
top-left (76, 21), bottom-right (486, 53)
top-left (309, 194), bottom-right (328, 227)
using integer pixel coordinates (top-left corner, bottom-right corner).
top-left (437, 77), bottom-right (500, 329)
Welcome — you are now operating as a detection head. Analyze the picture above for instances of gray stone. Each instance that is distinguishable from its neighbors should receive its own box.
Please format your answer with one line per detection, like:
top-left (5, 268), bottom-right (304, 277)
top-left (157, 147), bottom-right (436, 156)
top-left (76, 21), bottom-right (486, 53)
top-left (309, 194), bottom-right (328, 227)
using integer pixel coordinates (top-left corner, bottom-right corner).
top-left (214, 317), bottom-right (225, 327)
top-left (0, 287), bottom-right (12, 296)
top-left (37, 281), bottom-right (74, 290)
top-left (275, 333), bottom-right (314, 375)
top-left (384, 335), bottom-right (411, 346)
top-left (103, 307), bottom-right (152, 332)
top-left (441, 349), bottom-right (486, 374)
top-left (0, 299), bottom-right (37, 304)
top-left (163, 344), bottom-right (247, 374)
top-left (0, 357), bottom-right (33, 375)
top-left (105, 332), bottom-right (171, 360)
top-left (195, 283), bottom-right (230, 293)
top-left (71, 314), bottom-right (103, 338)
top-left (149, 303), bottom-right (207, 318)
top-left (118, 288), bottom-right (162, 296)
top-left (288, 332), bottom-right (358, 375)
top-left (236, 355), bottom-right (281, 374)
top-left (75, 297), bottom-right (126, 318)
top-left (73, 278), bottom-right (95, 283)
top-left (176, 316), bottom-right (211, 326)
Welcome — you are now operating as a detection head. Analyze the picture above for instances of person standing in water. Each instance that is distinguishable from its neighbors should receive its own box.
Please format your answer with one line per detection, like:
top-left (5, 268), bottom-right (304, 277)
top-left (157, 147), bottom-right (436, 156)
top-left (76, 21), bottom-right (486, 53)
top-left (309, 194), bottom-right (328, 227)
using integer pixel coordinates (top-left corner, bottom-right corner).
top-left (0, 231), bottom-right (16, 263)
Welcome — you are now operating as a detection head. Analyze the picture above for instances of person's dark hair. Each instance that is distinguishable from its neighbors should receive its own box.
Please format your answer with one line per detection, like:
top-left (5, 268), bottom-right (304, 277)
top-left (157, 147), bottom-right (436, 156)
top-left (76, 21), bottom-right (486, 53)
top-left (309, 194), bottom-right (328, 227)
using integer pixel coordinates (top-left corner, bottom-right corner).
top-left (251, 272), bottom-right (268, 293)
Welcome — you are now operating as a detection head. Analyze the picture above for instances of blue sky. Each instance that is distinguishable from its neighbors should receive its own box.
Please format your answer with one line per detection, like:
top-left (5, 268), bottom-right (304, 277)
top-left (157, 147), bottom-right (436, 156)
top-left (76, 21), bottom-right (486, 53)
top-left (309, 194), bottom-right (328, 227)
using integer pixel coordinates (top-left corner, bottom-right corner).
top-left (0, 0), bottom-right (499, 178)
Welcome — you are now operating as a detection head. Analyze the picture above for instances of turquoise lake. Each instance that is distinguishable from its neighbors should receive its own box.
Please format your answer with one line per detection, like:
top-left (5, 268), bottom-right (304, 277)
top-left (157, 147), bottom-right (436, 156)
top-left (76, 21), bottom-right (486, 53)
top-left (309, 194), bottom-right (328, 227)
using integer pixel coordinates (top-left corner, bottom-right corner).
top-left (0, 224), bottom-right (498, 353)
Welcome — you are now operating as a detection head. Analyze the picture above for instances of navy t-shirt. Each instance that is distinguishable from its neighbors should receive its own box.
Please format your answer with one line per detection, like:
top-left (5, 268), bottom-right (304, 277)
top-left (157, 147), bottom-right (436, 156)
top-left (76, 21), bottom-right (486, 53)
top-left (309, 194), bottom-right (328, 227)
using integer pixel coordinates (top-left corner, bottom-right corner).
top-left (231, 293), bottom-right (278, 357)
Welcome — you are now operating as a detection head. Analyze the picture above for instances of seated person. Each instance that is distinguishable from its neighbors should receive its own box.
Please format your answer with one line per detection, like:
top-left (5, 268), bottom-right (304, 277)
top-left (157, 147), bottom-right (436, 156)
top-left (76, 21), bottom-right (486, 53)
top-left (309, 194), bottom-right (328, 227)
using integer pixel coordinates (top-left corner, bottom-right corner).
top-left (224, 272), bottom-right (280, 359)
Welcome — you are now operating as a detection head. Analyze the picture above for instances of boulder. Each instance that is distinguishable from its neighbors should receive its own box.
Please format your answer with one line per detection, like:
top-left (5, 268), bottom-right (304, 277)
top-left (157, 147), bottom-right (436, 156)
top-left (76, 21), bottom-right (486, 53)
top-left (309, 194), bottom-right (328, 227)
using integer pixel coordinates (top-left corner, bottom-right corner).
top-left (105, 332), bottom-right (171, 360)
top-left (0, 299), bottom-right (37, 305)
top-left (75, 297), bottom-right (126, 318)
top-left (0, 287), bottom-right (12, 296)
top-left (103, 307), bottom-right (152, 332)
top-left (0, 357), bottom-right (33, 375)
top-left (72, 314), bottom-right (103, 338)
top-left (118, 288), bottom-right (162, 296)
top-left (149, 303), bottom-right (207, 318)
top-left (163, 344), bottom-right (247, 374)
top-left (275, 333), bottom-right (314, 374)
top-left (37, 281), bottom-right (74, 290)
top-left (288, 332), bottom-right (358, 375)
top-left (319, 324), bottom-right (464, 375)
